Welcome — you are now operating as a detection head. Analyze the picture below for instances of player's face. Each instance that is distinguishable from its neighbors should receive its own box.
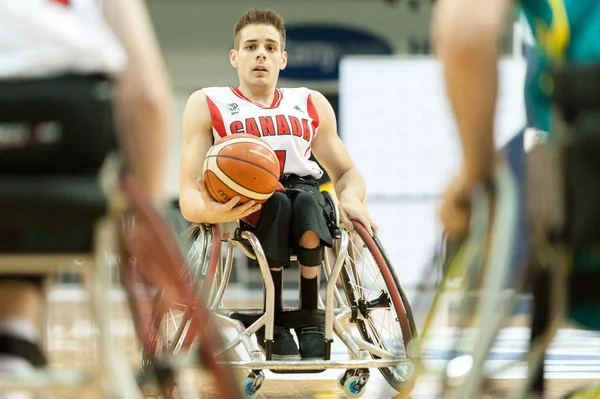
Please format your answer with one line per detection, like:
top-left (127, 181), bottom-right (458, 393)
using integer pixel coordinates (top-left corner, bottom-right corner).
top-left (230, 24), bottom-right (288, 88)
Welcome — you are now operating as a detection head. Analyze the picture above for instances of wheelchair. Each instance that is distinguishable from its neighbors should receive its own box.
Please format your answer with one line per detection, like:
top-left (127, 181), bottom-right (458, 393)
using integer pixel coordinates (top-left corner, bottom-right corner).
top-left (0, 73), bottom-right (243, 398)
top-left (0, 154), bottom-right (243, 399)
top-left (409, 160), bottom-right (566, 399)
top-left (426, 64), bottom-right (600, 399)
top-left (176, 189), bottom-right (418, 398)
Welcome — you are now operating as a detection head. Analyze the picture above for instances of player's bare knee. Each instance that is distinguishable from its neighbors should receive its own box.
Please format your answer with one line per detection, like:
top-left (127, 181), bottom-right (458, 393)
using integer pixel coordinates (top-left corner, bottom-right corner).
top-left (299, 230), bottom-right (320, 249)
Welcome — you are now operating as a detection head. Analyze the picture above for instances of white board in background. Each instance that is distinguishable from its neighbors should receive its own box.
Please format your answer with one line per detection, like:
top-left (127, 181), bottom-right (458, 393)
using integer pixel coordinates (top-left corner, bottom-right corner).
top-left (338, 56), bottom-right (526, 197)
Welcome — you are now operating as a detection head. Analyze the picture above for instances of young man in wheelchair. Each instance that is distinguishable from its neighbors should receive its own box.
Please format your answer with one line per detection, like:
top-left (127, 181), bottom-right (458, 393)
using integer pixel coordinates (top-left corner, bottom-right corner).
top-left (179, 9), bottom-right (376, 361)
top-left (434, 0), bottom-right (600, 397)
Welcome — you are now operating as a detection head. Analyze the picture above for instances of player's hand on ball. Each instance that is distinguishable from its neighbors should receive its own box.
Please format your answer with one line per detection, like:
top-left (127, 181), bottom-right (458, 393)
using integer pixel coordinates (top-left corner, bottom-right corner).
top-left (197, 179), bottom-right (262, 223)
top-left (338, 194), bottom-right (378, 236)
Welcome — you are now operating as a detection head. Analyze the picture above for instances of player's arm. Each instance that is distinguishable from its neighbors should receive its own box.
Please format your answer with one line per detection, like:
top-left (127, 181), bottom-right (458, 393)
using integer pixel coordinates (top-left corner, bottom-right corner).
top-left (310, 90), bottom-right (375, 234)
top-left (432, 0), bottom-right (513, 183)
top-left (179, 91), bottom-right (260, 224)
top-left (310, 90), bottom-right (364, 202)
top-left (179, 91), bottom-right (214, 223)
top-left (102, 0), bottom-right (172, 201)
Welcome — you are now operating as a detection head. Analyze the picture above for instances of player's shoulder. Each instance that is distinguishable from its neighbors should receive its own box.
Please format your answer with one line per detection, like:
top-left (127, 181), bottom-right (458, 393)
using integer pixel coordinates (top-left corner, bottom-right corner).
top-left (198, 86), bottom-right (233, 97)
top-left (278, 86), bottom-right (311, 98)
top-left (183, 89), bottom-right (214, 129)
top-left (185, 89), bottom-right (208, 108)
top-left (306, 89), bottom-right (328, 102)
top-left (187, 86), bottom-right (232, 104)
top-left (279, 87), bottom-right (330, 104)
top-left (298, 88), bottom-right (331, 112)
top-left (279, 86), bottom-right (308, 92)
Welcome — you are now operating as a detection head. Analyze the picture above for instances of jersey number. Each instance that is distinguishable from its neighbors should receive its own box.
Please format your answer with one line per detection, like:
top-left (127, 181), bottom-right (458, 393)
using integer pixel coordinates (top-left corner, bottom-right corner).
top-left (274, 150), bottom-right (286, 175)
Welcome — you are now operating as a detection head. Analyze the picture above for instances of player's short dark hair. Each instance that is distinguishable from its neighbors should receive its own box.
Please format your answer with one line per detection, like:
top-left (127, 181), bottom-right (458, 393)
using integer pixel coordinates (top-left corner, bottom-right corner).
top-left (234, 9), bottom-right (286, 50)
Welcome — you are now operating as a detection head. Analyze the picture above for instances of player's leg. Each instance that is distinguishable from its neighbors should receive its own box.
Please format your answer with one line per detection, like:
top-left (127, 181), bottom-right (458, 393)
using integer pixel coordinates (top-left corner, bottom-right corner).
top-left (249, 191), bottom-right (301, 360)
top-left (0, 276), bottom-right (46, 398)
top-left (289, 178), bottom-right (333, 360)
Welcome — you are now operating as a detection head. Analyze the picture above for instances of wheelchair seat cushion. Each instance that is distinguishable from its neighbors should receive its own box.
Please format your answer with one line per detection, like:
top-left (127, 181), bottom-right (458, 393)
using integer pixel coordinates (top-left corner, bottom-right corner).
top-left (0, 176), bottom-right (107, 253)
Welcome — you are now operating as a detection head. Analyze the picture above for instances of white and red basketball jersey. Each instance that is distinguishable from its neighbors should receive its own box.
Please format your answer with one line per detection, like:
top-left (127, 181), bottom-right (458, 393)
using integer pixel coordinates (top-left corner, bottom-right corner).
top-left (202, 86), bottom-right (324, 179)
top-left (0, 0), bottom-right (126, 79)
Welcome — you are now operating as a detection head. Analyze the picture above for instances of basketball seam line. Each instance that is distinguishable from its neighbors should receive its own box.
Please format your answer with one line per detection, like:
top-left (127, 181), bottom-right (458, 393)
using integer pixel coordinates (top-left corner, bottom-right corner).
top-left (204, 171), bottom-right (224, 202)
top-left (205, 157), bottom-right (272, 200)
top-left (211, 136), bottom-right (273, 153)
top-left (207, 154), bottom-right (279, 180)
top-left (205, 155), bottom-right (279, 191)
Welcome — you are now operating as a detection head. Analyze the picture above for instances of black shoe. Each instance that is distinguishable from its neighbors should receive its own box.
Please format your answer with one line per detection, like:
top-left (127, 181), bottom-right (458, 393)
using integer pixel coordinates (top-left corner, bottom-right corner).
top-left (255, 324), bottom-right (301, 361)
top-left (296, 324), bottom-right (325, 360)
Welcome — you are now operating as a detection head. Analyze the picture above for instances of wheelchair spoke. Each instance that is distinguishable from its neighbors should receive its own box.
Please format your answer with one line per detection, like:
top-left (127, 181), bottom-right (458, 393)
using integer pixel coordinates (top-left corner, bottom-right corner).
top-left (337, 223), bottom-right (417, 392)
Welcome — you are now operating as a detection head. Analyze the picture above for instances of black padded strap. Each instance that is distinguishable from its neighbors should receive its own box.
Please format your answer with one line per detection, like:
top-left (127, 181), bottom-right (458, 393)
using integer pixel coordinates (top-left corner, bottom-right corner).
top-left (297, 246), bottom-right (323, 267)
top-left (0, 334), bottom-right (46, 367)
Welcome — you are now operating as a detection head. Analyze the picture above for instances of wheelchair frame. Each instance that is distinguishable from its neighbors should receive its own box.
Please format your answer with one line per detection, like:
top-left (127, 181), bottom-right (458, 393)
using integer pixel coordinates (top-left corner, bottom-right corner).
top-left (180, 190), bottom-right (418, 397)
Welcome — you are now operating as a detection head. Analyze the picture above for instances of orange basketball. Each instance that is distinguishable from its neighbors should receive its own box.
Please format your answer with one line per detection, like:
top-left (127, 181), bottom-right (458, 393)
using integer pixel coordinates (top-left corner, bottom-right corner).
top-left (203, 134), bottom-right (281, 204)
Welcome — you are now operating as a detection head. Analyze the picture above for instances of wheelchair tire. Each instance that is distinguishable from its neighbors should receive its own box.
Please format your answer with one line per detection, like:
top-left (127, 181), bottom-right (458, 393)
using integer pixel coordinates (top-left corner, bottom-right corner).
top-left (118, 175), bottom-right (242, 399)
top-left (339, 220), bottom-right (418, 393)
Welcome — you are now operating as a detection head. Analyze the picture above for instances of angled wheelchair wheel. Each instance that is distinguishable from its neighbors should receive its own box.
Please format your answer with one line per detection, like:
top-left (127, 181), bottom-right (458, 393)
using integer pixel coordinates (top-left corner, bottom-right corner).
top-left (185, 223), bottom-right (220, 300)
top-left (118, 175), bottom-right (241, 399)
top-left (158, 223), bottom-right (221, 357)
top-left (340, 220), bottom-right (418, 393)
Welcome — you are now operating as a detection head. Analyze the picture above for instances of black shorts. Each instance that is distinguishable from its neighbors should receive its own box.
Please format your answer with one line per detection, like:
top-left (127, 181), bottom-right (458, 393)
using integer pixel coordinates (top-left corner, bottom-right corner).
top-left (249, 175), bottom-right (334, 268)
top-left (0, 74), bottom-right (117, 255)
top-left (0, 74), bottom-right (118, 175)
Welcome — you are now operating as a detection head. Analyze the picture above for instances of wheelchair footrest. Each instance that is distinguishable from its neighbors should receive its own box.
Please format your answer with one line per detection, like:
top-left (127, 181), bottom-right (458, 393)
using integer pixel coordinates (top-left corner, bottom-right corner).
top-left (220, 358), bottom-right (410, 371)
top-left (269, 368), bottom-right (326, 375)
top-left (0, 369), bottom-right (94, 394)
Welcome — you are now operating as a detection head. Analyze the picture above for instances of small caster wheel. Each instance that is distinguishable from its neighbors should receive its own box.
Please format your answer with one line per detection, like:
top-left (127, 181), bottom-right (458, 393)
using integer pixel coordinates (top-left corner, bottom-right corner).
top-left (241, 371), bottom-right (264, 398)
top-left (241, 377), bottom-right (260, 398)
top-left (336, 373), bottom-right (346, 390)
top-left (343, 376), bottom-right (366, 398)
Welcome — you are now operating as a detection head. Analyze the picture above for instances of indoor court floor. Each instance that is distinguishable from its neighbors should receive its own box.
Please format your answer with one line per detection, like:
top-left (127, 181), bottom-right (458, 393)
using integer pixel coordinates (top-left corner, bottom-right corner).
top-left (45, 284), bottom-right (600, 399)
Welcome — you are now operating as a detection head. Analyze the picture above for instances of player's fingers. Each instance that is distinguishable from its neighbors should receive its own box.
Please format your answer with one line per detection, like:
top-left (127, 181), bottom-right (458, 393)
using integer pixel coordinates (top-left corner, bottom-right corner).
top-left (441, 204), bottom-right (470, 240)
top-left (356, 216), bottom-right (374, 236)
top-left (239, 204), bottom-right (262, 218)
top-left (368, 216), bottom-right (379, 235)
top-left (222, 196), bottom-right (242, 210)
top-left (233, 200), bottom-right (257, 215)
top-left (197, 180), bottom-right (220, 207)
top-left (339, 209), bottom-right (353, 231)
